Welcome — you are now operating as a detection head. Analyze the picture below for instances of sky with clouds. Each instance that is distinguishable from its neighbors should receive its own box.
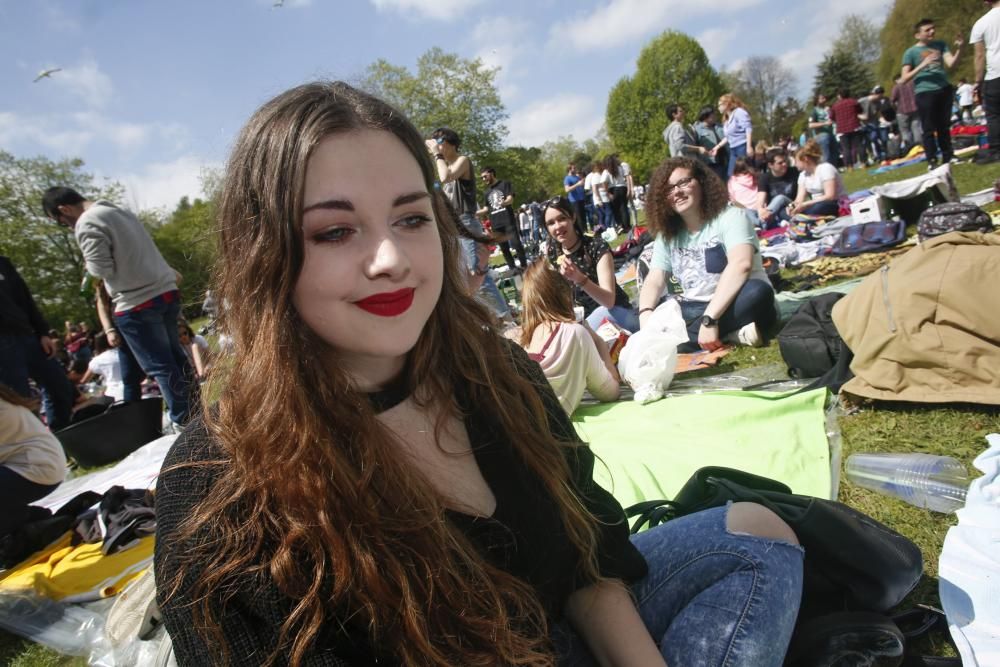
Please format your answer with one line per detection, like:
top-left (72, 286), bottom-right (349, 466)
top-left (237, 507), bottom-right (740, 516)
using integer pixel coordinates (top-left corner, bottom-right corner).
top-left (2, 0), bottom-right (890, 211)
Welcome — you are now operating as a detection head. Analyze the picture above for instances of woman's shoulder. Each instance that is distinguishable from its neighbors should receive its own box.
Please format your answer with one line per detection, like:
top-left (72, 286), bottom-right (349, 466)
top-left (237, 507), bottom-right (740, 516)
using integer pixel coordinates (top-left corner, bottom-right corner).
top-left (156, 416), bottom-right (226, 519)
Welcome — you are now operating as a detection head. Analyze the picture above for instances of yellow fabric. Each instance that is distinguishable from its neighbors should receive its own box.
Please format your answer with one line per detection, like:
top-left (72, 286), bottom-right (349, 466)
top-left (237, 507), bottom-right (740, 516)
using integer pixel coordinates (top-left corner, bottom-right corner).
top-left (0, 533), bottom-right (153, 603)
top-left (832, 232), bottom-right (1000, 405)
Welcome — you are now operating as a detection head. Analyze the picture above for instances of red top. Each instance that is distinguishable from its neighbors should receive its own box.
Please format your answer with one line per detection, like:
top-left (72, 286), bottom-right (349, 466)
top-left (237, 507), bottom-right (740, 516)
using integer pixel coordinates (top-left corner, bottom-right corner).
top-left (830, 98), bottom-right (863, 134)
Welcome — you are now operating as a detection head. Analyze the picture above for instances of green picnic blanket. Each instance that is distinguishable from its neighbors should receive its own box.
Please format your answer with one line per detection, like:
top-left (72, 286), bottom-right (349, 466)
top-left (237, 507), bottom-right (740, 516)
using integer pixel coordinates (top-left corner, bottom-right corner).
top-left (572, 389), bottom-right (831, 510)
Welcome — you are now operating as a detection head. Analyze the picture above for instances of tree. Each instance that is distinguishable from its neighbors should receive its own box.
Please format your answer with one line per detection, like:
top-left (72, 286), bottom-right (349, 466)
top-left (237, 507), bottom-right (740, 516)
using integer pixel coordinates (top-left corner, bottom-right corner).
top-left (877, 0), bottom-right (984, 87)
top-left (606, 31), bottom-right (725, 181)
top-left (770, 97), bottom-right (808, 142)
top-left (731, 56), bottom-right (796, 142)
top-left (832, 15), bottom-right (882, 79)
top-left (0, 151), bottom-right (124, 327)
top-left (813, 50), bottom-right (876, 100)
top-left (150, 196), bottom-right (217, 320)
top-left (357, 48), bottom-right (508, 166)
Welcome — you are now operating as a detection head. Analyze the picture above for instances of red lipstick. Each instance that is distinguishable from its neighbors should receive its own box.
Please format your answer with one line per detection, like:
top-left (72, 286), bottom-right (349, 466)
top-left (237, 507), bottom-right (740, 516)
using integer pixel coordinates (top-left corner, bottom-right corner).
top-left (353, 288), bottom-right (415, 317)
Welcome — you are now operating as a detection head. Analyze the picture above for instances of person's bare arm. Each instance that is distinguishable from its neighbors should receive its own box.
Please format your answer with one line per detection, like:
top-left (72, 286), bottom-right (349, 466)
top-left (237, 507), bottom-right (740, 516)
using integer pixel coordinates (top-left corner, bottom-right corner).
top-left (975, 42), bottom-right (986, 83)
top-left (435, 155), bottom-right (470, 184)
top-left (563, 252), bottom-right (618, 309)
top-left (566, 580), bottom-right (668, 667)
top-left (565, 179), bottom-right (585, 193)
top-left (944, 38), bottom-right (963, 69)
top-left (95, 282), bottom-right (121, 348)
top-left (638, 269), bottom-right (667, 329)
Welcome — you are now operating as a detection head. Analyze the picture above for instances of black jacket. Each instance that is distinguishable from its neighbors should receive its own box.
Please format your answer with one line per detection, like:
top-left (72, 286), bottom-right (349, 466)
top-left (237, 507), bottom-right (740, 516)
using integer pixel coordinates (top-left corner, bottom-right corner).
top-left (0, 256), bottom-right (50, 338)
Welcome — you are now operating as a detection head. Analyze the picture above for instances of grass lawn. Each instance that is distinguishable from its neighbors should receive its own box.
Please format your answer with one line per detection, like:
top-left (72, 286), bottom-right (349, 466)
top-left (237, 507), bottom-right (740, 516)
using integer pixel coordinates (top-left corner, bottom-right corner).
top-left (2, 162), bottom-right (999, 664)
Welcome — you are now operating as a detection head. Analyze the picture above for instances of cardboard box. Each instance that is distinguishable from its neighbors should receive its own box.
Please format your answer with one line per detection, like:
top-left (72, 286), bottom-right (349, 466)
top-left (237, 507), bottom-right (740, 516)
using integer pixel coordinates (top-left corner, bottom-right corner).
top-left (850, 195), bottom-right (888, 223)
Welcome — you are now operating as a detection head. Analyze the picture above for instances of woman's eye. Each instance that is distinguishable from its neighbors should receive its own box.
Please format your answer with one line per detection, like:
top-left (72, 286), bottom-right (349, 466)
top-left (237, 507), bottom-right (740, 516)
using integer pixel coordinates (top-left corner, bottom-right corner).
top-left (313, 227), bottom-right (353, 244)
top-left (396, 214), bottom-right (432, 230)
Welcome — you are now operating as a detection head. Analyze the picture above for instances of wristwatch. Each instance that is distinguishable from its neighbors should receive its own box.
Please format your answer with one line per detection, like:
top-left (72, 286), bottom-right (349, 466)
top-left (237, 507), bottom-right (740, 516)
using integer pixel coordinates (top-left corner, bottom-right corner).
top-left (700, 314), bottom-right (718, 328)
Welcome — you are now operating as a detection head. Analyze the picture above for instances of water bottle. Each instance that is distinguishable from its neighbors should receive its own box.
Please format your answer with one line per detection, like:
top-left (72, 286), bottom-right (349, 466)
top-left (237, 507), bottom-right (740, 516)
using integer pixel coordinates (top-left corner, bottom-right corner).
top-left (845, 453), bottom-right (969, 513)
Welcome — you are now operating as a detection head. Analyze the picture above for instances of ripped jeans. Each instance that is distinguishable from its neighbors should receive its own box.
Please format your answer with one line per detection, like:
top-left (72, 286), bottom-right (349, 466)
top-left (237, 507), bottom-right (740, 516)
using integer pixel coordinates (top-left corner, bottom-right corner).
top-left (555, 504), bottom-right (804, 666)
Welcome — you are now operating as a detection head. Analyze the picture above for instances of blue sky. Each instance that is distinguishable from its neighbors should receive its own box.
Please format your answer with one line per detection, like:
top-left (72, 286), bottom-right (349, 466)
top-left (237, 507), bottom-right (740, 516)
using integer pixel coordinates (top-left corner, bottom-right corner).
top-left (2, 0), bottom-right (889, 212)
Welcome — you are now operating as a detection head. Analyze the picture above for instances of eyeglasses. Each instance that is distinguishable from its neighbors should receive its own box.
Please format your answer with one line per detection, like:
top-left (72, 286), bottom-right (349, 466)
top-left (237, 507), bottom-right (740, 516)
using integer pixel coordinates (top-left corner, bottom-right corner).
top-left (435, 137), bottom-right (445, 145)
top-left (663, 176), bottom-right (697, 197)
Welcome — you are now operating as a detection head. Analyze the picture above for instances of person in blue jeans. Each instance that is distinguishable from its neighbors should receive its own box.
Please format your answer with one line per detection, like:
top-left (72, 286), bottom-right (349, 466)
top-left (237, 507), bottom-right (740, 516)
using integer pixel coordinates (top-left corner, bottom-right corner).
top-left (154, 80), bottom-right (803, 667)
top-left (42, 187), bottom-right (194, 427)
top-left (543, 196), bottom-right (639, 333)
top-left (0, 256), bottom-right (75, 430)
top-left (638, 157), bottom-right (776, 351)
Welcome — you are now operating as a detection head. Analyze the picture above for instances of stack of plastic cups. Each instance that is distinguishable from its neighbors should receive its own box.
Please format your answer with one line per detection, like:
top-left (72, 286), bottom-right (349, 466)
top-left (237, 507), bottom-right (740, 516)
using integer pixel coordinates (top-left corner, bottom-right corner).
top-left (845, 453), bottom-right (969, 513)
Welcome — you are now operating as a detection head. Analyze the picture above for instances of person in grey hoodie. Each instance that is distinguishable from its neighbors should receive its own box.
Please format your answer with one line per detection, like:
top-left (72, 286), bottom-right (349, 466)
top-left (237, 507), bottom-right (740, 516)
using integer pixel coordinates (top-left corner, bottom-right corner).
top-left (42, 187), bottom-right (194, 427)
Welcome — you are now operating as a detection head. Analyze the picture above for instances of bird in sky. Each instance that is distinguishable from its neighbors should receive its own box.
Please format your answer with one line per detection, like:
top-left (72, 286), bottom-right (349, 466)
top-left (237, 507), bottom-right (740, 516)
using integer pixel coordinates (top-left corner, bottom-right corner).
top-left (33, 68), bottom-right (61, 83)
top-left (272, 0), bottom-right (284, 7)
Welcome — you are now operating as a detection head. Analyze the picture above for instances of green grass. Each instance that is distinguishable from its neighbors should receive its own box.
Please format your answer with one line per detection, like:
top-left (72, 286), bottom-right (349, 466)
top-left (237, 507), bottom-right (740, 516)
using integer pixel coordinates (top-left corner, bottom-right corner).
top-left (4, 169), bottom-right (999, 665)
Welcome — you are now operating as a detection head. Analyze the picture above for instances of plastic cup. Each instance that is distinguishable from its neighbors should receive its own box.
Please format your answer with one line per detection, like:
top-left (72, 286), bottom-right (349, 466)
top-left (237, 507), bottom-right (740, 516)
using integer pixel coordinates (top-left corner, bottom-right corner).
top-left (845, 453), bottom-right (968, 513)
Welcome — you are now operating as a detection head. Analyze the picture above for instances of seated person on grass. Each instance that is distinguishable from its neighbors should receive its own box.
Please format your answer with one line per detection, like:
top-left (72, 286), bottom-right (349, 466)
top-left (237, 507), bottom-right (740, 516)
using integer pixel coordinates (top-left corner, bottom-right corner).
top-left (637, 157), bottom-right (775, 353)
top-left (0, 385), bottom-right (66, 539)
top-left (727, 157), bottom-right (759, 212)
top-left (518, 259), bottom-right (620, 415)
top-left (754, 148), bottom-right (799, 229)
top-left (788, 139), bottom-right (846, 218)
top-left (78, 332), bottom-right (125, 401)
top-left (543, 196), bottom-right (639, 333)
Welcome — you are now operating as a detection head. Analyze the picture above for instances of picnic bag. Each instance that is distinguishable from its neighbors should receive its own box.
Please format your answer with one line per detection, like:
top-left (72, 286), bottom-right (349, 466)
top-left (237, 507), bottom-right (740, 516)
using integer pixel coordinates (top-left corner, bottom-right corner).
top-left (626, 466), bottom-right (926, 666)
top-left (917, 202), bottom-right (992, 241)
top-left (828, 220), bottom-right (907, 257)
top-left (777, 293), bottom-right (849, 379)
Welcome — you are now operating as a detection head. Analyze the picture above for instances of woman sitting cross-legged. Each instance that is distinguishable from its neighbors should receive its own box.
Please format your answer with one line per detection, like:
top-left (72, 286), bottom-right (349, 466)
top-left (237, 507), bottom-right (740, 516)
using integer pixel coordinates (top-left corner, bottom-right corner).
top-left (154, 81), bottom-right (803, 667)
top-left (519, 259), bottom-right (620, 415)
top-left (543, 196), bottom-right (639, 333)
top-left (638, 156), bottom-right (777, 352)
top-left (787, 139), bottom-right (846, 218)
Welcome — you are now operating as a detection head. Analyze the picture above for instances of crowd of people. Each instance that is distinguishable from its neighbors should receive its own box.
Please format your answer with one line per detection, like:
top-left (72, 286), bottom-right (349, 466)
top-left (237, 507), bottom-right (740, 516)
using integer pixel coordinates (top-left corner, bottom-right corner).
top-left (1, 6), bottom-right (999, 666)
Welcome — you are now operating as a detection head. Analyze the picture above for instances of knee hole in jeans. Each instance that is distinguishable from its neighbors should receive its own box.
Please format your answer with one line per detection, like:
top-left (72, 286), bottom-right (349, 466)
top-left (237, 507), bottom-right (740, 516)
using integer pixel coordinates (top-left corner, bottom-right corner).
top-left (725, 502), bottom-right (799, 546)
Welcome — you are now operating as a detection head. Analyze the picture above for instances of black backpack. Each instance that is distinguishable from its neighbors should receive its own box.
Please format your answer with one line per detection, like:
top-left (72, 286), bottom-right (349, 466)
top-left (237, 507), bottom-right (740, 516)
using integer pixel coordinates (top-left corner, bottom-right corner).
top-left (777, 293), bottom-right (850, 379)
top-left (917, 202), bottom-right (993, 241)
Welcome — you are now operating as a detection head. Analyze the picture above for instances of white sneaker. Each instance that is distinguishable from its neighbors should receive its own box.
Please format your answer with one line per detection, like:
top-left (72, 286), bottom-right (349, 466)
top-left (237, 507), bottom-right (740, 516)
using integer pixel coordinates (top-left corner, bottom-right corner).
top-left (736, 322), bottom-right (764, 348)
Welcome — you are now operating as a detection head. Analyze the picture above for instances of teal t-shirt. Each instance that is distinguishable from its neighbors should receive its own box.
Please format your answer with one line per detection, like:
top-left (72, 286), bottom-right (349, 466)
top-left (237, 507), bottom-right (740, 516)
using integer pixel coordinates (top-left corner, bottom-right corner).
top-left (650, 206), bottom-right (770, 302)
top-left (902, 40), bottom-right (951, 94)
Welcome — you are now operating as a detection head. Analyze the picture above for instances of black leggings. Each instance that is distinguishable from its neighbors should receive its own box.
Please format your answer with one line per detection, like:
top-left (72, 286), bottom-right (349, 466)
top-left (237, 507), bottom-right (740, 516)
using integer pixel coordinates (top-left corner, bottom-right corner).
top-left (610, 186), bottom-right (631, 231)
top-left (839, 131), bottom-right (865, 167)
top-left (916, 86), bottom-right (954, 164)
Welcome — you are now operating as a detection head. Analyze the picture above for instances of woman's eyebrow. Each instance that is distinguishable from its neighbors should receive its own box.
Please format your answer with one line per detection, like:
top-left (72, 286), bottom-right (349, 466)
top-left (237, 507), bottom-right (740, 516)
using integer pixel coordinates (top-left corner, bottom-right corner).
top-left (302, 191), bottom-right (429, 215)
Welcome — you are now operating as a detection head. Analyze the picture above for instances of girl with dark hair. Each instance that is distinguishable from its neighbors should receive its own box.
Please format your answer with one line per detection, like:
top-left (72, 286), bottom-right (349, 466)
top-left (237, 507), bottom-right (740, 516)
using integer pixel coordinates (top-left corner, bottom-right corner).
top-left (638, 157), bottom-right (776, 352)
top-left (155, 81), bottom-right (803, 667)
top-left (543, 196), bottom-right (638, 333)
top-left (519, 260), bottom-right (619, 414)
top-left (603, 154), bottom-right (633, 233)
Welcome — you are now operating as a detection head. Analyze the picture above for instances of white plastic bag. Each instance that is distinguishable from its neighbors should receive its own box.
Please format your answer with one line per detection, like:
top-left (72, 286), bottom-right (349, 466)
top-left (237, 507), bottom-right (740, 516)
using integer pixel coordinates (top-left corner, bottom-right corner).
top-left (617, 299), bottom-right (689, 404)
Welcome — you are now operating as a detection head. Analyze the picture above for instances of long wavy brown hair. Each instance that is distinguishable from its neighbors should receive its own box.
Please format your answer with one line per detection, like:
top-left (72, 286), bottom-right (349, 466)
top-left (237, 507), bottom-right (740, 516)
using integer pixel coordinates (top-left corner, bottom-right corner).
top-left (645, 156), bottom-right (729, 241)
top-left (718, 92), bottom-right (746, 122)
top-left (519, 259), bottom-right (576, 348)
top-left (163, 81), bottom-right (602, 667)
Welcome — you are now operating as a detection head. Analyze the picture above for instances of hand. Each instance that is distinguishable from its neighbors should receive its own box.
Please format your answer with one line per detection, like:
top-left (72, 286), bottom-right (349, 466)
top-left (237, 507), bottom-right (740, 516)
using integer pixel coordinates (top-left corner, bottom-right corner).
top-left (425, 138), bottom-right (438, 154)
top-left (107, 330), bottom-right (122, 348)
top-left (639, 310), bottom-right (653, 330)
top-left (921, 50), bottom-right (941, 67)
top-left (559, 257), bottom-right (587, 286)
top-left (709, 146), bottom-right (719, 157)
top-left (787, 203), bottom-right (799, 217)
top-left (954, 36), bottom-right (965, 49)
top-left (759, 208), bottom-right (773, 222)
top-left (698, 324), bottom-right (723, 351)
top-left (39, 335), bottom-right (56, 357)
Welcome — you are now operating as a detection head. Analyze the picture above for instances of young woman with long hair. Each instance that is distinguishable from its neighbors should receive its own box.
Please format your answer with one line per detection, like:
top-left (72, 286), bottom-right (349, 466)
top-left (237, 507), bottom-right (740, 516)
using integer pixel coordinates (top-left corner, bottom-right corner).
top-left (602, 154), bottom-right (632, 232)
top-left (788, 139), bottom-right (847, 218)
top-left (518, 259), bottom-right (619, 415)
top-left (155, 81), bottom-right (803, 667)
top-left (638, 157), bottom-right (777, 353)
top-left (542, 196), bottom-right (638, 333)
top-left (712, 93), bottom-right (753, 178)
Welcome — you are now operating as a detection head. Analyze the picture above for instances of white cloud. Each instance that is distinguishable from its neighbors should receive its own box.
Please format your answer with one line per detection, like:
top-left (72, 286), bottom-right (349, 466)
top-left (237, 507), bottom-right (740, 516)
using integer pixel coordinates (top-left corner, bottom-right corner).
top-left (0, 110), bottom-right (188, 157)
top-left (369, 0), bottom-right (483, 21)
top-left (50, 59), bottom-right (114, 108)
top-left (551, 0), bottom-right (765, 52)
top-left (507, 94), bottom-right (604, 146)
top-left (697, 27), bottom-right (738, 64)
top-left (118, 155), bottom-right (220, 212)
top-left (471, 17), bottom-right (531, 100)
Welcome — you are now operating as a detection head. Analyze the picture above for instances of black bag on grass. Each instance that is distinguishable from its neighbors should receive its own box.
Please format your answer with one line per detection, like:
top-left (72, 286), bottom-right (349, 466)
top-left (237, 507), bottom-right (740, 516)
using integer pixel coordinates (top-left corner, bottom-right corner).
top-left (917, 202), bottom-right (992, 241)
top-left (777, 293), bottom-right (847, 379)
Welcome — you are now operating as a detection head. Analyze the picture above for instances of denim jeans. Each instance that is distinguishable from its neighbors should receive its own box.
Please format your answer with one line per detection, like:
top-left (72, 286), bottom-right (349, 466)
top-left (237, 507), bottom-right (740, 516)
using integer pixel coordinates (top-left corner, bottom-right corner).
top-left (746, 194), bottom-right (792, 230)
top-left (727, 143), bottom-right (748, 178)
top-left (459, 214), bottom-right (510, 318)
top-left (677, 279), bottom-right (776, 352)
top-left (0, 335), bottom-right (75, 430)
top-left (555, 505), bottom-right (804, 666)
top-left (0, 466), bottom-right (61, 537)
top-left (586, 305), bottom-right (640, 334)
top-left (593, 203), bottom-right (613, 231)
top-left (815, 132), bottom-right (833, 164)
top-left (896, 112), bottom-right (922, 152)
top-left (113, 294), bottom-right (193, 425)
top-left (797, 199), bottom-right (840, 217)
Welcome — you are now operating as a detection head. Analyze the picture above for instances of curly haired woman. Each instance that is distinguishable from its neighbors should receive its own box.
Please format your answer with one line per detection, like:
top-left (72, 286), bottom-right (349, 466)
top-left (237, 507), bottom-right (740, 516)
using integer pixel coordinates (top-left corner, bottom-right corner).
top-left (638, 157), bottom-right (777, 352)
top-left (154, 82), bottom-right (803, 667)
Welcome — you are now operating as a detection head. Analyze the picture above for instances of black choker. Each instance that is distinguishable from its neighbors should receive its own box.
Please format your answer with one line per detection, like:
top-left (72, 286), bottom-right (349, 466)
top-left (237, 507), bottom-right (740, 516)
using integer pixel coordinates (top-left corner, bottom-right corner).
top-left (364, 373), bottom-right (411, 414)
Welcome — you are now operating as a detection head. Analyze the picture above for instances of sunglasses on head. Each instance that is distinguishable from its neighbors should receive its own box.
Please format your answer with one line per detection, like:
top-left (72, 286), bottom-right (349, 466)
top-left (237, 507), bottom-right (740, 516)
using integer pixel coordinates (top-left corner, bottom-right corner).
top-left (542, 195), bottom-right (563, 211)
